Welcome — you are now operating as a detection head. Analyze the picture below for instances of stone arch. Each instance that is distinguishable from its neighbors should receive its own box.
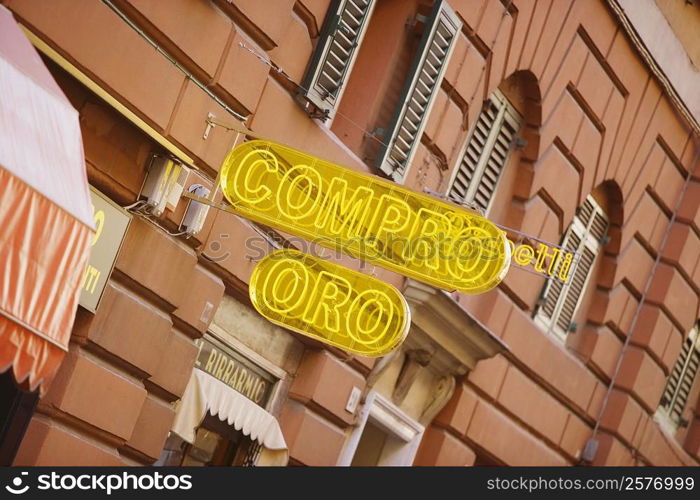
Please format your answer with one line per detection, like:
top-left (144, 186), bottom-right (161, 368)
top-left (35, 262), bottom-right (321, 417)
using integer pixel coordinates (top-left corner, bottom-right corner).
top-left (591, 179), bottom-right (624, 250)
top-left (485, 70), bottom-right (543, 230)
top-left (566, 179), bottom-right (625, 360)
top-left (498, 69), bottom-right (542, 152)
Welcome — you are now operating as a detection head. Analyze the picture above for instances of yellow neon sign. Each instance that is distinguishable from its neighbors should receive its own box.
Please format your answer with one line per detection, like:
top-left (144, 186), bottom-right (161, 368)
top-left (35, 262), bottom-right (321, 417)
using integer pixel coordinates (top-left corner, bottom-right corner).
top-left (505, 235), bottom-right (573, 283)
top-left (249, 249), bottom-right (410, 357)
top-left (221, 140), bottom-right (511, 294)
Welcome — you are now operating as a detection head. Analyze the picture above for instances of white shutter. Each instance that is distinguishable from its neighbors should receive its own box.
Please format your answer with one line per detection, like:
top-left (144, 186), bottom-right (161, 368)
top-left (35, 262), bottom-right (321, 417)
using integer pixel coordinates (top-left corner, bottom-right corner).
top-left (301, 0), bottom-right (377, 119)
top-left (537, 229), bottom-right (581, 323)
top-left (659, 326), bottom-right (700, 426)
top-left (554, 244), bottom-right (596, 332)
top-left (377, 0), bottom-right (461, 182)
top-left (535, 196), bottom-right (608, 338)
top-left (447, 90), bottom-right (521, 213)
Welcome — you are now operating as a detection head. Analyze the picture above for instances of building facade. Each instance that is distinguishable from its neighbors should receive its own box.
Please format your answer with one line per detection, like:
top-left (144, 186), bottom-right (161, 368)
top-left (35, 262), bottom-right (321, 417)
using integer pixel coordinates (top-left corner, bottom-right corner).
top-left (2, 0), bottom-right (699, 466)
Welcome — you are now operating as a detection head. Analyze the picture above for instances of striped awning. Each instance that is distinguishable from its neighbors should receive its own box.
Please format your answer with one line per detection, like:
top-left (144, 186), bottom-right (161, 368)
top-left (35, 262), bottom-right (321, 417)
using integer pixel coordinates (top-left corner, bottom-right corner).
top-left (0, 5), bottom-right (93, 394)
top-left (171, 369), bottom-right (288, 465)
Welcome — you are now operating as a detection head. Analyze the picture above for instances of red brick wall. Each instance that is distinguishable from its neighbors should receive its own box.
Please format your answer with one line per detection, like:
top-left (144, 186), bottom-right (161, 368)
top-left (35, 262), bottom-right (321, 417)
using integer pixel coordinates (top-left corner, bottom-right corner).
top-left (5, 0), bottom-right (699, 466)
top-left (418, 0), bottom-right (699, 466)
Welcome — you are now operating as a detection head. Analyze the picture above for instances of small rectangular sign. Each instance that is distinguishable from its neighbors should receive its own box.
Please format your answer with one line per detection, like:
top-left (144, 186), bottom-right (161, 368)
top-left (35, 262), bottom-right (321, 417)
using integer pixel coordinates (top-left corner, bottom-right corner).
top-left (78, 187), bottom-right (131, 313)
top-left (194, 335), bottom-right (276, 406)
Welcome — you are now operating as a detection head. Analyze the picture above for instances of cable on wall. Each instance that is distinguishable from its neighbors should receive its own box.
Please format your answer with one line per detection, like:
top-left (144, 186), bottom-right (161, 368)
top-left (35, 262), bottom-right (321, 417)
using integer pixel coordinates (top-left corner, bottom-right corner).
top-left (101, 0), bottom-right (248, 123)
top-left (586, 142), bottom-right (700, 464)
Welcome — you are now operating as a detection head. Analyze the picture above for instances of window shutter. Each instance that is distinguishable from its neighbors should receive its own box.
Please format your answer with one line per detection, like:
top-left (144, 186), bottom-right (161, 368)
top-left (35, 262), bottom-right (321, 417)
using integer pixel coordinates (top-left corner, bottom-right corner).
top-left (447, 90), bottom-right (521, 213)
top-left (537, 228), bottom-right (581, 323)
top-left (676, 346), bottom-right (700, 420)
top-left (576, 196), bottom-right (608, 242)
top-left (535, 196), bottom-right (608, 338)
top-left (376, 0), bottom-right (461, 182)
top-left (555, 243), bottom-right (595, 332)
top-left (301, 0), bottom-right (377, 119)
top-left (660, 327), bottom-right (700, 426)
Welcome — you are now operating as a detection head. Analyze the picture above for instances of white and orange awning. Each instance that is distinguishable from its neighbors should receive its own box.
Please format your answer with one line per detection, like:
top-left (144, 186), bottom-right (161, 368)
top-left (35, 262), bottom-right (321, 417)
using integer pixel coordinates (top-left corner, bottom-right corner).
top-left (172, 370), bottom-right (288, 466)
top-left (0, 5), bottom-right (93, 395)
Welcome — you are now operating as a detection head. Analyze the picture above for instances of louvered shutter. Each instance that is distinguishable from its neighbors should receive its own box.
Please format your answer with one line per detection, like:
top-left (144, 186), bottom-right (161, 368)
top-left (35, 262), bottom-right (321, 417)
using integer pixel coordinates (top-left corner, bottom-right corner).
top-left (659, 327), bottom-right (700, 426)
top-left (447, 90), bottom-right (521, 213)
top-left (535, 196), bottom-right (608, 338)
top-left (376, 0), bottom-right (461, 182)
top-left (537, 229), bottom-right (581, 326)
top-left (301, 0), bottom-right (377, 119)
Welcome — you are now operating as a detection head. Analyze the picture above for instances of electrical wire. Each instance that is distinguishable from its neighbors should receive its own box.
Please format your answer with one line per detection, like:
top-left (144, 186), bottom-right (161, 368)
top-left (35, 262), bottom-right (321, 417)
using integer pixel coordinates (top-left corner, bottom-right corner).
top-left (124, 202), bottom-right (190, 237)
top-left (236, 41), bottom-right (392, 150)
top-left (588, 144), bottom-right (700, 460)
top-left (101, 0), bottom-right (248, 123)
top-left (122, 199), bottom-right (146, 210)
top-left (102, 0), bottom-right (516, 187)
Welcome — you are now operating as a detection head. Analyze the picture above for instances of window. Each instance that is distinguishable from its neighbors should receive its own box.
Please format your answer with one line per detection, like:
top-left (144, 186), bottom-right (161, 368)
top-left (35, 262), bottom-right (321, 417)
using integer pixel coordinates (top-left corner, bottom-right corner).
top-left (350, 421), bottom-right (405, 466)
top-left (534, 196), bottom-right (609, 338)
top-left (300, 0), bottom-right (377, 121)
top-left (657, 325), bottom-right (700, 431)
top-left (446, 90), bottom-right (521, 214)
top-left (376, 0), bottom-right (461, 182)
top-left (156, 413), bottom-right (258, 466)
top-left (338, 392), bottom-right (424, 465)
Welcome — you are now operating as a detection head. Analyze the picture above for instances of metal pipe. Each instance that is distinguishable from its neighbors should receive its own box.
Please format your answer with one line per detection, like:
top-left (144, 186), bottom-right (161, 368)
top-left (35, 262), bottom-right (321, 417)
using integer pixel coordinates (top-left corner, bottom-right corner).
top-left (101, 0), bottom-right (248, 123)
top-left (587, 141), bottom-right (700, 462)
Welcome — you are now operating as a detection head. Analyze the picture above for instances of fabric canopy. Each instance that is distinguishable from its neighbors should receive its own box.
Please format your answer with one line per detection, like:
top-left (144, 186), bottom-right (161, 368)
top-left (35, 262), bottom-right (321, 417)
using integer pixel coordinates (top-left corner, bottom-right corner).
top-left (0, 5), bottom-right (93, 394)
top-left (172, 369), bottom-right (288, 465)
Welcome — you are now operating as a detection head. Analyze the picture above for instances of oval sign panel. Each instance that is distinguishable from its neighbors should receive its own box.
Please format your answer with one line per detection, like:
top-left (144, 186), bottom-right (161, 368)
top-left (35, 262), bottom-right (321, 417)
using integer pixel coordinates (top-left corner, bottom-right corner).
top-left (221, 140), bottom-right (511, 294)
top-left (249, 249), bottom-right (410, 357)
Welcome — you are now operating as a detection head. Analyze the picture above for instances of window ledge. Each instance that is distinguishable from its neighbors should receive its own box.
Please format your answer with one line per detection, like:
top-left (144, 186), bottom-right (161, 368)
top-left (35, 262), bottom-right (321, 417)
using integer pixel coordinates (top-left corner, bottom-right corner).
top-left (402, 279), bottom-right (508, 375)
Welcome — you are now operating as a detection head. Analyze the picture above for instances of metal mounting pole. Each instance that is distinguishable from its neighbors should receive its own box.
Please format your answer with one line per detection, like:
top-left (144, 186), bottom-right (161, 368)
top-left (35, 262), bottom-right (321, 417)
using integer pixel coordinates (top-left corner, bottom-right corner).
top-left (203, 113), bottom-right (268, 202)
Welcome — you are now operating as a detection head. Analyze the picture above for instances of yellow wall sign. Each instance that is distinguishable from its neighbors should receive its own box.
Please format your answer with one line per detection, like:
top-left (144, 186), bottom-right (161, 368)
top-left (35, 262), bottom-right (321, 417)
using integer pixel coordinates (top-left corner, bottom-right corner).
top-left (249, 249), bottom-right (410, 357)
top-left (506, 237), bottom-right (573, 283)
top-left (79, 187), bottom-right (131, 313)
top-left (221, 140), bottom-right (511, 294)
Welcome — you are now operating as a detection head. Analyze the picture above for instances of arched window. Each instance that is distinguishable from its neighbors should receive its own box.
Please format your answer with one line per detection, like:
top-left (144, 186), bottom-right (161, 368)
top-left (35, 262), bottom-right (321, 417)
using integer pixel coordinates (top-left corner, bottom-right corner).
top-left (534, 195), bottom-right (609, 338)
top-left (445, 89), bottom-right (521, 214)
top-left (657, 324), bottom-right (700, 431)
